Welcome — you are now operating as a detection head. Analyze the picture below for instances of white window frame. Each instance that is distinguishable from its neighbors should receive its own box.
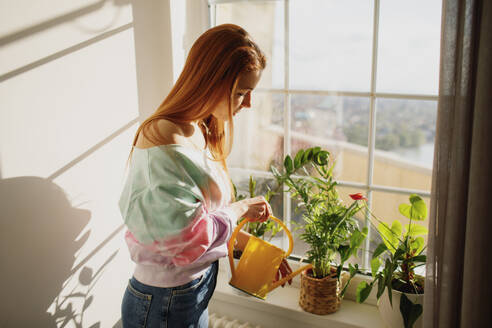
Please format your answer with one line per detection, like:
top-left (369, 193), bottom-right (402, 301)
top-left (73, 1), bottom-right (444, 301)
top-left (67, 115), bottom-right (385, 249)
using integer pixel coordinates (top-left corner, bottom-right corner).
top-left (209, 0), bottom-right (436, 270)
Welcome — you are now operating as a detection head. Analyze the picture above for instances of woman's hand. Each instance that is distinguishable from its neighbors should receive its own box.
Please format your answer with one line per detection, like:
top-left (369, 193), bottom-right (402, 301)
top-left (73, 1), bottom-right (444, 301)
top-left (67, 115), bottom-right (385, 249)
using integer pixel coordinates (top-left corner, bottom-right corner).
top-left (274, 259), bottom-right (293, 287)
top-left (229, 196), bottom-right (272, 222)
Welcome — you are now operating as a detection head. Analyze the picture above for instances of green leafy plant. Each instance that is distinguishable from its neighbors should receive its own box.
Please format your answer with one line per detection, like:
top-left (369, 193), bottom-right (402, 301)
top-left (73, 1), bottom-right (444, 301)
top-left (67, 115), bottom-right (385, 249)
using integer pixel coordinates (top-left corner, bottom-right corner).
top-left (233, 176), bottom-right (282, 241)
top-left (271, 147), bottom-right (367, 296)
top-left (354, 194), bottom-right (428, 328)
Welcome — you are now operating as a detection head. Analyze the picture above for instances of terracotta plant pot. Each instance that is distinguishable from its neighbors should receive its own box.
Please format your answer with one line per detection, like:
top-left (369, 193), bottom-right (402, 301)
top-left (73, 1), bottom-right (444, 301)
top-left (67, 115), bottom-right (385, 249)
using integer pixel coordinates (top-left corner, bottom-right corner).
top-left (378, 289), bottom-right (424, 328)
top-left (299, 267), bottom-right (340, 315)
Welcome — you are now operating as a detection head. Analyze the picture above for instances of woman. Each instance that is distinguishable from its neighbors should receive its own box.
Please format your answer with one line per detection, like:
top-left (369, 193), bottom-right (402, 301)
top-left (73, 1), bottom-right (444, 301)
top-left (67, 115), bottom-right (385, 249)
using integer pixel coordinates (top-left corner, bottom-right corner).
top-left (118, 24), bottom-right (292, 328)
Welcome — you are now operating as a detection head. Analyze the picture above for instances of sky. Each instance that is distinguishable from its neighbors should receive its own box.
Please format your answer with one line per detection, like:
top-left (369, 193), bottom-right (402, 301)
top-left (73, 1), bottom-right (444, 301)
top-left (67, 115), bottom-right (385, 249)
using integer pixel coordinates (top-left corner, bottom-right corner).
top-left (270, 0), bottom-right (442, 95)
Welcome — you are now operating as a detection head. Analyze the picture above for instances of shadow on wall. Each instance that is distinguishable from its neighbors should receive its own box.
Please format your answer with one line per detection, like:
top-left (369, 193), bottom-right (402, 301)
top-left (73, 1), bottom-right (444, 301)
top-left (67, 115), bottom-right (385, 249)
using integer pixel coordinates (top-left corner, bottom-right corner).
top-left (0, 0), bottom-right (133, 84)
top-left (0, 176), bottom-right (100, 327)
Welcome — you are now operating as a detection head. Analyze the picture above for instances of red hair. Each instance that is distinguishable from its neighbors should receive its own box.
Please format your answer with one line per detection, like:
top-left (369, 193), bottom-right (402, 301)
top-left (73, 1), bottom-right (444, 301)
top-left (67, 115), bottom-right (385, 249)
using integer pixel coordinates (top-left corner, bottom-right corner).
top-left (127, 24), bottom-right (266, 169)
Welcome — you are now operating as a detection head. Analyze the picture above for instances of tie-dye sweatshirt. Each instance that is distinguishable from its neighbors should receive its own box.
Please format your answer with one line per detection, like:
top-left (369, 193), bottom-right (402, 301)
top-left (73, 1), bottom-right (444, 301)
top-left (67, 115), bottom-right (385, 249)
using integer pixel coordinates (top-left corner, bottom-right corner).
top-left (118, 144), bottom-right (236, 287)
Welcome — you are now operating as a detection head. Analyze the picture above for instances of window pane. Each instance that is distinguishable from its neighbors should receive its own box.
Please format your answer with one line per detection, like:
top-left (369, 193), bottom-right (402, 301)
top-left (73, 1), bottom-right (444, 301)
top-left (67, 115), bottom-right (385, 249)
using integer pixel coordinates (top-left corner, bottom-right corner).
top-left (228, 92), bottom-right (284, 171)
top-left (290, 0), bottom-right (373, 91)
top-left (377, 0), bottom-right (442, 95)
top-left (373, 98), bottom-right (436, 190)
top-left (291, 94), bottom-right (369, 183)
top-left (216, 1), bottom-right (285, 89)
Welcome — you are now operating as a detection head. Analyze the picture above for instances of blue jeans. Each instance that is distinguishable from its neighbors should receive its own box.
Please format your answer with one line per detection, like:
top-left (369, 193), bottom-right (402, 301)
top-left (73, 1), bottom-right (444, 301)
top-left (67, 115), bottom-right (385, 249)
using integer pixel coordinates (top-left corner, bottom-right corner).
top-left (121, 261), bottom-right (218, 328)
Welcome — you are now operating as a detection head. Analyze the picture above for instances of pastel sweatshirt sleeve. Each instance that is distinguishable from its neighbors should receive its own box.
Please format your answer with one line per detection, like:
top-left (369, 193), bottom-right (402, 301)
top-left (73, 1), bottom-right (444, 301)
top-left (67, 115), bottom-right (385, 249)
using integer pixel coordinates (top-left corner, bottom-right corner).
top-left (118, 145), bottom-right (236, 267)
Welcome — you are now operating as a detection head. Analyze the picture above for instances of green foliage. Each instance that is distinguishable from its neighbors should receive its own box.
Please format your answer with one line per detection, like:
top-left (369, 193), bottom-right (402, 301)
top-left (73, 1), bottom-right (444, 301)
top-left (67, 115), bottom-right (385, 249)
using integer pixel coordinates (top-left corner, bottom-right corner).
top-left (233, 176), bottom-right (281, 241)
top-left (271, 147), bottom-right (367, 298)
top-left (356, 194), bottom-right (428, 328)
top-left (356, 281), bottom-right (373, 303)
top-left (378, 220), bottom-right (403, 254)
top-left (400, 294), bottom-right (423, 328)
top-left (398, 194), bottom-right (427, 221)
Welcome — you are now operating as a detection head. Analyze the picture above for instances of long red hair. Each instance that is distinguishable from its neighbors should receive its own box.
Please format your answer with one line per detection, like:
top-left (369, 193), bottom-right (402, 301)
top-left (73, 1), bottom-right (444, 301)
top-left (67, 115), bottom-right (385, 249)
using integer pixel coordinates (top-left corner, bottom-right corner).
top-left (127, 24), bottom-right (266, 169)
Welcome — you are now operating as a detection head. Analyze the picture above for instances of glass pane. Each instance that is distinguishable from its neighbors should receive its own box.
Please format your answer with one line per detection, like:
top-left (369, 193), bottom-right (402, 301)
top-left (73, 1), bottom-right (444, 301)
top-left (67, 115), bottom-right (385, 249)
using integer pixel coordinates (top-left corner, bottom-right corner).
top-left (230, 172), bottom-right (284, 249)
top-left (377, 0), bottom-right (442, 95)
top-left (290, 0), bottom-right (373, 91)
top-left (216, 1), bottom-right (285, 89)
top-left (291, 196), bottom-right (306, 256)
top-left (228, 92), bottom-right (284, 171)
top-left (370, 191), bottom-right (430, 275)
top-left (290, 185), bottom-right (367, 269)
top-left (373, 98), bottom-right (437, 190)
top-left (291, 94), bottom-right (370, 183)
top-left (338, 186), bottom-right (368, 268)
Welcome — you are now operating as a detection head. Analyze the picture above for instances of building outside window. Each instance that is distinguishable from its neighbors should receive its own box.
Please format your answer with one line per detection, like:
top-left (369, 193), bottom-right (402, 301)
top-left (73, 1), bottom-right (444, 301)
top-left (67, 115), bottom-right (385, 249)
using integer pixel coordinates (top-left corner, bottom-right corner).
top-left (209, 0), bottom-right (442, 271)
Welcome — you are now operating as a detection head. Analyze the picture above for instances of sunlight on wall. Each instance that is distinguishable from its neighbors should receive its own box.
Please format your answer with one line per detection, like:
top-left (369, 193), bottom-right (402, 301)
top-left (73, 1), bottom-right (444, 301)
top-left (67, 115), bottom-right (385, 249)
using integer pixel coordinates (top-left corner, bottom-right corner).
top-left (0, 1), bottom-right (174, 327)
top-left (170, 0), bottom-right (185, 82)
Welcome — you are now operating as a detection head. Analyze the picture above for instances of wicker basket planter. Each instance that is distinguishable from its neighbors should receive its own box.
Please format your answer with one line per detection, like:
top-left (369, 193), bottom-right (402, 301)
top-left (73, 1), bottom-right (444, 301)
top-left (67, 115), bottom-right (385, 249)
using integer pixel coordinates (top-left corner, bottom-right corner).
top-left (299, 267), bottom-right (341, 315)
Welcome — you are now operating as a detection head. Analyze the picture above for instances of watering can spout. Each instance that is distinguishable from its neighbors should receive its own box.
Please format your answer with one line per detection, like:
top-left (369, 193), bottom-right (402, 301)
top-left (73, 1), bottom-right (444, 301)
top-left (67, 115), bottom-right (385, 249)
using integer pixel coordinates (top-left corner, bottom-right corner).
top-left (267, 263), bottom-right (313, 292)
top-left (228, 216), bottom-right (312, 299)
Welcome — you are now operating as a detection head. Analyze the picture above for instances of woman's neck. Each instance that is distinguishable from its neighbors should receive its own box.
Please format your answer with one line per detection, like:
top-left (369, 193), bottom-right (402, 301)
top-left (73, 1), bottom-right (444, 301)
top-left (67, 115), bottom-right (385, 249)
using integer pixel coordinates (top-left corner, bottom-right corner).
top-left (186, 121), bottom-right (207, 150)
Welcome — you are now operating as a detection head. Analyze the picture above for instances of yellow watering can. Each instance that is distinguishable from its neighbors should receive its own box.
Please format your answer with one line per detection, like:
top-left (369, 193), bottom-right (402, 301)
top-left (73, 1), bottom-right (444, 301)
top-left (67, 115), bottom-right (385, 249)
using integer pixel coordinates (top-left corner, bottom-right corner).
top-left (228, 216), bottom-right (312, 300)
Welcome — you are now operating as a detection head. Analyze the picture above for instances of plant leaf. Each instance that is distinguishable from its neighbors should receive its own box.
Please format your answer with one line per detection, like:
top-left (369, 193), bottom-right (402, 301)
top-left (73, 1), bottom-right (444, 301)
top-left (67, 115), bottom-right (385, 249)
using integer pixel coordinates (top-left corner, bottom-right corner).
top-left (304, 148), bottom-right (313, 162)
top-left (371, 258), bottom-right (381, 277)
top-left (377, 275), bottom-right (386, 299)
top-left (400, 293), bottom-right (423, 328)
top-left (339, 245), bottom-right (351, 263)
top-left (294, 149), bottom-right (304, 169)
top-left (349, 263), bottom-right (358, 277)
top-left (270, 165), bottom-right (281, 178)
top-left (385, 259), bottom-right (393, 306)
top-left (249, 176), bottom-right (256, 197)
top-left (409, 194), bottom-right (427, 220)
top-left (378, 220), bottom-right (402, 254)
top-left (356, 281), bottom-right (373, 303)
top-left (394, 247), bottom-right (406, 261)
top-left (334, 265), bottom-right (342, 279)
top-left (284, 155), bottom-right (293, 174)
top-left (373, 243), bottom-right (388, 259)
top-left (411, 254), bottom-right (427, 263)
top-left (399, 194), bottom-right (427, 221)
top-left (398, 203), bottom-right (412, 220)
top-left (349, 228), bottom-right (367, 257)
top-left (404, 224), bottom-right (428, 237)
top-left (410, 237), bottom-right (425, 254)
top-left (265, 189), bottom-right (275, 202)
top-left (318, 150), bottom-right (330, 165)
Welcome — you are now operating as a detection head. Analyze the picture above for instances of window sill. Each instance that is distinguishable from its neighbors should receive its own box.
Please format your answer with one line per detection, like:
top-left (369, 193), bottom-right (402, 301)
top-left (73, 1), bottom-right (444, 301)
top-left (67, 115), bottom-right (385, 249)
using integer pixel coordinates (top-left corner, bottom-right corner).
top-left (210, 258), bottom-right (384, 328)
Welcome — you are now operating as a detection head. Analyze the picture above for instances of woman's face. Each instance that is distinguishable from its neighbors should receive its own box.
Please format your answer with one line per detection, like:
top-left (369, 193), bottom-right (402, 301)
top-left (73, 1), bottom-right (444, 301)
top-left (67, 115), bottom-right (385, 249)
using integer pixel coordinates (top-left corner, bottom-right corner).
top-left (211, 70), bottom-right (262, 121)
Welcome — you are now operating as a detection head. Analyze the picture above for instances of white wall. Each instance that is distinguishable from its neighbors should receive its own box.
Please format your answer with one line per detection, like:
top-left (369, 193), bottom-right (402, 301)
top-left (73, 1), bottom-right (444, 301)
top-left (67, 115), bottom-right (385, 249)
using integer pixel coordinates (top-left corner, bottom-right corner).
top-left (0, 1), bottom-right (174, 327)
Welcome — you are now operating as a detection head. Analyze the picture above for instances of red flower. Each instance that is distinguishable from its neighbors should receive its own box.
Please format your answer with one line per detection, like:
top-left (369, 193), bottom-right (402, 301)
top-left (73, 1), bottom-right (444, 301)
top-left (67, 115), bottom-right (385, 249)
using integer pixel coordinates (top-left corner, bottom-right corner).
top-left (350, 193), bottom-right (367, 201)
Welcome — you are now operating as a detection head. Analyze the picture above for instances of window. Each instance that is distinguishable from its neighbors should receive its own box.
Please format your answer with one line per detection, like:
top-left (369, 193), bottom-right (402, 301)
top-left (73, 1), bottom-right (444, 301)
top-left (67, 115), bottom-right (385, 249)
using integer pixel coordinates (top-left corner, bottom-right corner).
top-left (210, 0), bottom-right (442, 272)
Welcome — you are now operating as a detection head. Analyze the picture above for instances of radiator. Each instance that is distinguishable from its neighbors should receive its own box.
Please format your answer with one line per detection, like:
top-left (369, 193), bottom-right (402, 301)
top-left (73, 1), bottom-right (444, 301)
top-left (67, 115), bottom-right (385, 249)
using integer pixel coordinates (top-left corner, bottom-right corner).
top-left (209, 313), bottom-right (262, 328)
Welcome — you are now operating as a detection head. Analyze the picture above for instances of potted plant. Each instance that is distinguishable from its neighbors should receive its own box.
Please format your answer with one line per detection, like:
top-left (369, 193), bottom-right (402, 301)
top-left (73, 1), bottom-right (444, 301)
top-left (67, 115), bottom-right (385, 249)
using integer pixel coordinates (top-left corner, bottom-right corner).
top-left (271, 147), bottom-right (367, 315)
top-left (354, 194), bottom-right (428, 328)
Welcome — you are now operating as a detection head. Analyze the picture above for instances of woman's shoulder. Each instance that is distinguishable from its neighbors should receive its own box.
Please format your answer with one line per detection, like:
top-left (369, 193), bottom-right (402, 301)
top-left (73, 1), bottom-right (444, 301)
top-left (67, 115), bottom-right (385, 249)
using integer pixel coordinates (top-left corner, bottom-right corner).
top-left (135, 119), bottom-right (183, 148)
top-left (135, 119), bottom-right (193, 149)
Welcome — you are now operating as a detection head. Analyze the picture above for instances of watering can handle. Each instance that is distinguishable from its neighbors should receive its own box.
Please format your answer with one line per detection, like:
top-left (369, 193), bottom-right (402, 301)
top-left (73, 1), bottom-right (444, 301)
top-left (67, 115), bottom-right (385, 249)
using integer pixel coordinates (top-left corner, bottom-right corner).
top-left (228, 216), bottom-right (294, 278)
